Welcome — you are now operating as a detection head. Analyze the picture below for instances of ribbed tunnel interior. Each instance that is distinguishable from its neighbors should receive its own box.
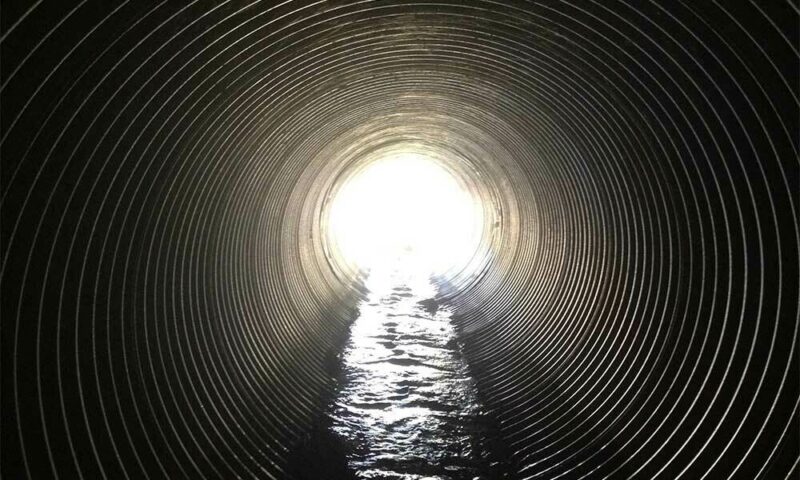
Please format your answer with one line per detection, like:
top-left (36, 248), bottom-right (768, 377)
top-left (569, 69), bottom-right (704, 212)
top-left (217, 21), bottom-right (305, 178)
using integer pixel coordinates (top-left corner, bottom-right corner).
top-left (2, 1), bottom-right (798, 479)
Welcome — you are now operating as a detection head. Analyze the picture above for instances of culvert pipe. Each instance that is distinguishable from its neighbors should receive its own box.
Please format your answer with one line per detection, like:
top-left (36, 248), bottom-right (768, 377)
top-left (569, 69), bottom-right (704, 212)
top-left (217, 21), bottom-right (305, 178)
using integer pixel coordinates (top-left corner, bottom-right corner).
top-left (1, 1), bottom-right (797, 479)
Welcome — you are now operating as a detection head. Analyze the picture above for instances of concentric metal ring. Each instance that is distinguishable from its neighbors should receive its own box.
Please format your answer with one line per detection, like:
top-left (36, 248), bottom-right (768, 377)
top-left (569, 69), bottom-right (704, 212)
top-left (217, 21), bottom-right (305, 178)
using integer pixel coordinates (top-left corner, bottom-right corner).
top-left (1, 1), bottom-right (797, 479)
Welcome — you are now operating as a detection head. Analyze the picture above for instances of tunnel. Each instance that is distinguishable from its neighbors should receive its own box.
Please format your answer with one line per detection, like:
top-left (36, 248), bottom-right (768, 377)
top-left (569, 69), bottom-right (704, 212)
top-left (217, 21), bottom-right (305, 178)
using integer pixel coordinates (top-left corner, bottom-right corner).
top-left (1, 1), bottom-right (798, 479)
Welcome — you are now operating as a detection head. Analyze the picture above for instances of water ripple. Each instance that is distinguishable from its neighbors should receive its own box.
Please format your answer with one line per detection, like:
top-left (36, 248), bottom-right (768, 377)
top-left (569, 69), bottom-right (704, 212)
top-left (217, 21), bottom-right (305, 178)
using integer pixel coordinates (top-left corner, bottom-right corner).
top-left (329, 271), bottom-right (494, 479)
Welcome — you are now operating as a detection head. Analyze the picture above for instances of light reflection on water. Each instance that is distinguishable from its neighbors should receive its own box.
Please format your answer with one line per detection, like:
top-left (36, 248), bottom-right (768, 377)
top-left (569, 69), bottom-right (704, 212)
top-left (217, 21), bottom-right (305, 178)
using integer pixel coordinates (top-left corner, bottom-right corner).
top-left (329, 267), bottom-right (492, 479)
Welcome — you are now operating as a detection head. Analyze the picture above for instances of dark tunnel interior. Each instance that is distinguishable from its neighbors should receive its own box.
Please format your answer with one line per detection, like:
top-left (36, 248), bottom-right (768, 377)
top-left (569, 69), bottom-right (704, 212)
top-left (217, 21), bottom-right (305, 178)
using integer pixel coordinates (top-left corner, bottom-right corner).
top-left (1, 1), bottom-right (798, 479)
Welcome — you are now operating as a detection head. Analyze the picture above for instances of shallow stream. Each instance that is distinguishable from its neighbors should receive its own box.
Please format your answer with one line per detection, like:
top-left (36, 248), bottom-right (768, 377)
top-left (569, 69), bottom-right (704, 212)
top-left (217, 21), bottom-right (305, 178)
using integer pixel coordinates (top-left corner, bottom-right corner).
top-left (325, 269), bottom-right (495, 479)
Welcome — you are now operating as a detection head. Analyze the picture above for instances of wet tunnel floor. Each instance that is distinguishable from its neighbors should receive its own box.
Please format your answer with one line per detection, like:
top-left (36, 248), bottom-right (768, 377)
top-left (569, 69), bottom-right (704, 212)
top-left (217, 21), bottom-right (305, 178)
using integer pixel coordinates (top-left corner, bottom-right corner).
top-left (291, 269), bottom-right (503, 479)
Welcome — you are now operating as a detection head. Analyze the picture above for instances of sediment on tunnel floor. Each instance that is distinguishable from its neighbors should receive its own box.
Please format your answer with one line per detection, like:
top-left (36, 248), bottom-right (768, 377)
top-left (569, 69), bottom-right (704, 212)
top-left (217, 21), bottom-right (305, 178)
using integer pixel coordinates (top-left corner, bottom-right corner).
top-left (1, 1), bottom-right (797, 479)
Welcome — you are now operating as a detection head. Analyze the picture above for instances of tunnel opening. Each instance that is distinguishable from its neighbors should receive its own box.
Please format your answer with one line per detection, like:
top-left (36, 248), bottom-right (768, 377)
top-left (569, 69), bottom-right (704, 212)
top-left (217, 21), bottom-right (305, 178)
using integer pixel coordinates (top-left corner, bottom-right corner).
top-left (324, 151), bottom-right (486, 280)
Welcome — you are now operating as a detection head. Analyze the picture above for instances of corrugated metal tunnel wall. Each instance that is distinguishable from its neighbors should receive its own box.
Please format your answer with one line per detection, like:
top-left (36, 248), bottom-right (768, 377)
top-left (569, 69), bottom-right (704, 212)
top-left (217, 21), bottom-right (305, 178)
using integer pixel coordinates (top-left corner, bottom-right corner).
top-left (1, 1), bottom-right (797, 478)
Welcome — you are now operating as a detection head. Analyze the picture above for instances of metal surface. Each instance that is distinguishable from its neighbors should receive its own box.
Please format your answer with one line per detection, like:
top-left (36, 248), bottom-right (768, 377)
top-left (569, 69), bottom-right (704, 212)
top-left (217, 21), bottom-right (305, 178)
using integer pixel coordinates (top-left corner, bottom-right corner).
top-left (1, 1), bottom-right (797, 478)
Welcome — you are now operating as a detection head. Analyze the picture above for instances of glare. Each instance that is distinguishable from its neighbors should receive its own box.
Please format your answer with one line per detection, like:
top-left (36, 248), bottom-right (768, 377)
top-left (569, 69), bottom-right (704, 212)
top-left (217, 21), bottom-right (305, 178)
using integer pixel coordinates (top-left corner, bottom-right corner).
top-left (327, 153), bottom-right (483, 276)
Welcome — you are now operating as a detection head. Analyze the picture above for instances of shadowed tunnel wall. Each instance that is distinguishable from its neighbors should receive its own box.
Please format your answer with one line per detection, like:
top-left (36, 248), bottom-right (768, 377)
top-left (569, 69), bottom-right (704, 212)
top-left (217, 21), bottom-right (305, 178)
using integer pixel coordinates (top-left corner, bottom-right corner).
top-left (1, 1), bottom-right (797, 479)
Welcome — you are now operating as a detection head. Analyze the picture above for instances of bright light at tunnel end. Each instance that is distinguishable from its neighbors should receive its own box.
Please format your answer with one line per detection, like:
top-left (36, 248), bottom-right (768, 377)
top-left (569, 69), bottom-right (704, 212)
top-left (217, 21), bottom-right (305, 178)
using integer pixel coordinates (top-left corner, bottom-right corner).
top-left (327, 152), bottom-right (485, 278)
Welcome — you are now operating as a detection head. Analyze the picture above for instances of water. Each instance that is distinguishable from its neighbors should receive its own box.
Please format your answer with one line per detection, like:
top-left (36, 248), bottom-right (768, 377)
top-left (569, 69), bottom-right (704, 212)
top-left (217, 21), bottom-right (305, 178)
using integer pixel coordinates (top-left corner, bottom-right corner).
top-left (323, 268), bottom-right (495, 479)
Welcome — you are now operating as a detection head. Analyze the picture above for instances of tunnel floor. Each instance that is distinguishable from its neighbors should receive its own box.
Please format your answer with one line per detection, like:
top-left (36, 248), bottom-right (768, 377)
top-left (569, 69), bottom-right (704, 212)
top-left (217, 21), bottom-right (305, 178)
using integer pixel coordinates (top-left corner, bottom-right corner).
top-left (291, 267), bottom-right (501, 479)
